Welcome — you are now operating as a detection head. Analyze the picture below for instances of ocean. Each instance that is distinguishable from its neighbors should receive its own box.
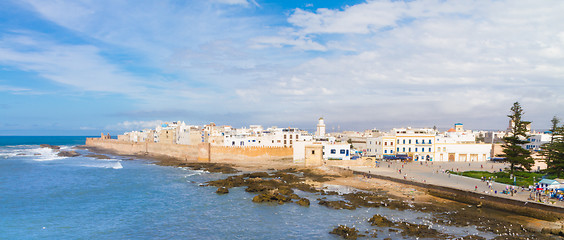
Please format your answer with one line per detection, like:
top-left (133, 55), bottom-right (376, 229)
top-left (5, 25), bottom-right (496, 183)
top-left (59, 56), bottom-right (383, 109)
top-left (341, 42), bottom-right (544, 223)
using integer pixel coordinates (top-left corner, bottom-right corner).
top-left (0, 136), bottom-right (500, 239)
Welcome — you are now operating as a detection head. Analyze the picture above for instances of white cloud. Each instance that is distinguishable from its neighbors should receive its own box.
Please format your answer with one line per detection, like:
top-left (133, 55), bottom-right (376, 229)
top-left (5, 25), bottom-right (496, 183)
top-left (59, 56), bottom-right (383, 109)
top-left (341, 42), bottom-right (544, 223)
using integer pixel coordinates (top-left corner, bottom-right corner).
top-left (0, 35), bottom-right (146, 95)
top-left (212, 0), bottom-right (260, 7)
top-left (4, 0), bottom-right (564, 130)
top-left (108, 120), bottom-right (165, 131)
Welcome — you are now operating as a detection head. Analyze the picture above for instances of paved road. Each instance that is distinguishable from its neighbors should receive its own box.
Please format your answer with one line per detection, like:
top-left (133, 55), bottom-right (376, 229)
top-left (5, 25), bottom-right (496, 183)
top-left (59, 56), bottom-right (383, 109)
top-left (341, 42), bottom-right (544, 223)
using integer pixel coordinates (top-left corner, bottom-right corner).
top-left (347, 161), bottom-right (564, 208)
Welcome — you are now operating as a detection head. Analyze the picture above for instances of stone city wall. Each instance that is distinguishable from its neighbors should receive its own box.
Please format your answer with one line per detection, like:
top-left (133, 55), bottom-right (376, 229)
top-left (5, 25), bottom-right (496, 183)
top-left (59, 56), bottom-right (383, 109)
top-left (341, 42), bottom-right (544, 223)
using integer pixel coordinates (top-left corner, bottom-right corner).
top-left (85, 138), bottom-right (293, 163)
top-left (210, 145), bottom-right (294, 164)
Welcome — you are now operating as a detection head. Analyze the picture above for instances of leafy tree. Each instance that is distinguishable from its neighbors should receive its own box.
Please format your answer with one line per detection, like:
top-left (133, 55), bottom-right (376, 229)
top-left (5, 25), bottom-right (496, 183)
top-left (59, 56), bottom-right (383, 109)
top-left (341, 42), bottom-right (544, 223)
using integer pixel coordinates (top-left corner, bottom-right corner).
top-left (543, 116), bottom-right (564, 177)
top-left (499, 102), bottom-right (534, 173)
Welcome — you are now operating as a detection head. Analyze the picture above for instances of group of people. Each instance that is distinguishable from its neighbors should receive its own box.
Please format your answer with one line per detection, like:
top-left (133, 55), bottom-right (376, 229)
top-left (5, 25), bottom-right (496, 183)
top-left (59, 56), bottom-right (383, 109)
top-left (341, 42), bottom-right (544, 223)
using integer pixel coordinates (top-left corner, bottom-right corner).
top-left (529, 187), bottom-right (564, 203)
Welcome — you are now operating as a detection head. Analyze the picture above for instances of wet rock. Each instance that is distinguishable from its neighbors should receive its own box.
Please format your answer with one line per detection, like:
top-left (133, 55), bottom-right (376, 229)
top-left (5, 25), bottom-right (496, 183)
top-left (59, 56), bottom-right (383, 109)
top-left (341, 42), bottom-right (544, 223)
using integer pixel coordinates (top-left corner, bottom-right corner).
top-left (368, 214), bottom-right (394, 227)
top-left (207, 175), bottom-right (246, 188)
top-left (296, 198), bottom-right (310, 207)
top-left (252, 192), bottom-right (291, 204)
top-left (343, 192), bottom-right (388, 208)
top-left (40, 144), bottom-right (60, 150)
top-left (318, 199), bottom-right (356, 210)
top-left (216, 187), bottom-right (229, 194)
top-left (288, 193), bottom-right (301, 200)
top-left (271, 171), bottom-right (301, 183)
top-left (85, 154), bottom-right (111, 159)
top-left (330, 225), bottom-right (364, 240)
top-left (395, 222), bottom-right (451, 239)
top-left (57, 151), bottom-right (80, 157)
top-left (73, 145), bottom-right (89, 150)
top-left (16, 153), bottom-right (25, 156)
top-left (458, 235), bottom-right (486, 240)
top-left (277, 187), bottom-right (294, 195)
top-left (541, 227), bottom-right (564, 237)
top-left (173, 162), bottom-right (239, 174)
top-left (245, 183), bottom-right (274, 193)
top-left (34, 153), bottom-right (41, 156)
top-left (248, 172), bottom-right (270, 178)
top-left (290, 182), bottom-right (319, 193)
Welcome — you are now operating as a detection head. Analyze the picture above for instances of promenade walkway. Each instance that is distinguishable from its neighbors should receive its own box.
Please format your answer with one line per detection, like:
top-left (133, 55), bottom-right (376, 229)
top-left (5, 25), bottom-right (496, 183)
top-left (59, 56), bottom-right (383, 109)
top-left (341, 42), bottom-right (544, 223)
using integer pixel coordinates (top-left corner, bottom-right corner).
top-left (343, 161), bottom-right (564, 208)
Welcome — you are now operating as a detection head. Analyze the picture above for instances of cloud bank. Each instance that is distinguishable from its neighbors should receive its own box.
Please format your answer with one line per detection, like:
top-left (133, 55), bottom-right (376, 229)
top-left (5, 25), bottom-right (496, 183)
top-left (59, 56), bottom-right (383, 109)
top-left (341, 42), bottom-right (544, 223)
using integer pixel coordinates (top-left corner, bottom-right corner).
top-left (1, 0), bottom-right (563, 133)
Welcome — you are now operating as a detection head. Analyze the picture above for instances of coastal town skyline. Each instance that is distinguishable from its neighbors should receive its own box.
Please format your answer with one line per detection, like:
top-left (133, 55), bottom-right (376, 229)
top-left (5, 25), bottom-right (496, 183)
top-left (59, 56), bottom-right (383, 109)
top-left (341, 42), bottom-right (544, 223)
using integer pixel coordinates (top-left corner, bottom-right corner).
top-left (1, 0), bottom-right (563, 135)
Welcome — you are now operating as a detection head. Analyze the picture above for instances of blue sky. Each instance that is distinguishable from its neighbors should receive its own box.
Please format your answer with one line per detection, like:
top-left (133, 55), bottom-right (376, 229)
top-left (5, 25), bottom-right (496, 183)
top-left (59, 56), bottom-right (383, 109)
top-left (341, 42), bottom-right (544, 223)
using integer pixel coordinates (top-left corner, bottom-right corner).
top-left (1, 0), bottom-right (563, 135)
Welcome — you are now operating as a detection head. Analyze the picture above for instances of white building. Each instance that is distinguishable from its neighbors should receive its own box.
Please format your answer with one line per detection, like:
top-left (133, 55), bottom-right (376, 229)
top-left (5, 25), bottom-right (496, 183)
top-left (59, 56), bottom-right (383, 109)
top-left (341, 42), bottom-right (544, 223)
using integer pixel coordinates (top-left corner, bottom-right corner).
top-left (293, 141), bottom-right (351, 162)
top-left (367, 123), bottom-right (493, 162)
top-left (367, 127), bottom-right (436, 161)
top-left (324, 143), bottom-right (351, 160)
top-left (223, 126), bottom-right (307, 148)
top-left (316, 117), bottom-right (326, 137)
top-left (523, 131), bottom-right (551, 151)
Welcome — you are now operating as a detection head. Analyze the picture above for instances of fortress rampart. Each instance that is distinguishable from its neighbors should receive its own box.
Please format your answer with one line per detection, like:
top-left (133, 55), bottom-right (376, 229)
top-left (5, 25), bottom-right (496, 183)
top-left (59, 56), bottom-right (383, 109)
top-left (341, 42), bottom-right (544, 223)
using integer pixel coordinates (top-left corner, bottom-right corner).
top-left (85, 138), bottom-right (293, 163)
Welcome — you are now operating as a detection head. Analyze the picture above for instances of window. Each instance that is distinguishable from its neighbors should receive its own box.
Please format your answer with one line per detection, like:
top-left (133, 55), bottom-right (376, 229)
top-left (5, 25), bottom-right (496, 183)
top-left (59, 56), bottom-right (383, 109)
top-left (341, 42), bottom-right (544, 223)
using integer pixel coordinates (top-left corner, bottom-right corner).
top-left (409, 139), bottom-right (412, 144)
top-left (384, 142), bottom-right (387, 146)
top-left (391, 142), bottom-right (393, 146)
top-left (331, 149), bottom-right (336, 154)
top-left (402, 147), bottom-right (405, 152)
top-left (397, 139), bottom-right (400, 144)
top-left (340, 149), bottom-right (346, 154)
top-left (422, 148), bottom-right (425, 152)
top-left (428, 139), bottom-right (432, 144)
top-left (437, 147), bottom-right (440, 152)
top-left (290, 140), bottom-right (292, 144)
top-left (384, 150), bottom-right (387, 153)
top-left (397, 147), bottom-right (400, 152)
top-left (443, 147), bottom-right (446, 151)
top-left (429, 148), bottom-right (431, 152)
top-left (312, 150), bottom-right (315, 154)
top-left (391, 150), bottom-right (394, 153)
top-left (415, 148), bottom-right (418, 152)
top-left (416, 140), bottom-right (419, 144)
top-left (408, 147), bottom-right (411, 152)
top-left (284, 140), bottom-right (287, 144)
top-left (403, 139), bottom-right (406, 144)
top-left (290, 135), bottom-right (293, 139)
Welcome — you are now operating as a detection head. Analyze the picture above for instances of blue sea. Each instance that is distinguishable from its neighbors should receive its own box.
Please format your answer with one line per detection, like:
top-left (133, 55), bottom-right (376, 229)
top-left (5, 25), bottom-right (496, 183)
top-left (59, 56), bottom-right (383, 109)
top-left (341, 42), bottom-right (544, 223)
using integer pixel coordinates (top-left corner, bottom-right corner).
top-left (0, 136), bottom-right (497, 239)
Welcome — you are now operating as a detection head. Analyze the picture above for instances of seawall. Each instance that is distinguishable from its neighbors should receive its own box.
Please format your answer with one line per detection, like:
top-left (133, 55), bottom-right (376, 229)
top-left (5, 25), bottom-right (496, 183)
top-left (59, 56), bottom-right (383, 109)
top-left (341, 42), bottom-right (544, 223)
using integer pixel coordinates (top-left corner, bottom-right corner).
top-left (329, 166), bottom-right (564, 221)
top-left (85, 138), bottom-right (293, 164)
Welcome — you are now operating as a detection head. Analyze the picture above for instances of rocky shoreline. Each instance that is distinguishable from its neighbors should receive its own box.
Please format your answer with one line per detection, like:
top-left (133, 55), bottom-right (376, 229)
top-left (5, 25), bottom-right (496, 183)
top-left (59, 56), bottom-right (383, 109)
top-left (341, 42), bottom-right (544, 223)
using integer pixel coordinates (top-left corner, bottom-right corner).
top-left (202, 167), bottom-right (561, 239)
top-left (73, 144), bottom-right (564, 239)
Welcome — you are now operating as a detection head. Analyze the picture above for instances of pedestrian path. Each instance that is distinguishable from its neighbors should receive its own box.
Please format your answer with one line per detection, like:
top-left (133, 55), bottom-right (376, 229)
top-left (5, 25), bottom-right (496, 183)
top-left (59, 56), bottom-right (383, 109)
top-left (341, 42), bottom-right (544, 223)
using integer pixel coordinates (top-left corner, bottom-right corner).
top-left (345, 161), bottom-right (564, 208)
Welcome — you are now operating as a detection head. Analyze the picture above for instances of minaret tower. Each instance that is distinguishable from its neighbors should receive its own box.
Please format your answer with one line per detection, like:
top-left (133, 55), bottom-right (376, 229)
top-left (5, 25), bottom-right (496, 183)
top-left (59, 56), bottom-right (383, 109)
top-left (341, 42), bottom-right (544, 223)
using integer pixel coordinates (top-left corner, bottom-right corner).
top-left (316, 117), bottom-right (326, 137)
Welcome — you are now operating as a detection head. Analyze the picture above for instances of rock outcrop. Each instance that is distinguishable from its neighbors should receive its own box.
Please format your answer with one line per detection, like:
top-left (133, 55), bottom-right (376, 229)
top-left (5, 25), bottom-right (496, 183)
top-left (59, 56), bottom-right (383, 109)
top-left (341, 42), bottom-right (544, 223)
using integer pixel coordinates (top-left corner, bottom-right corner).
top-left (40, 144), bottom-right (60, 150)
top-left (329, 225), bottom-right (364, 239)
top-left (85, 154), bottom-right (111, 159)
top-left (216, 187), bottom-right (229, 194)
top-left (57, 151), bottom-right (80, 157)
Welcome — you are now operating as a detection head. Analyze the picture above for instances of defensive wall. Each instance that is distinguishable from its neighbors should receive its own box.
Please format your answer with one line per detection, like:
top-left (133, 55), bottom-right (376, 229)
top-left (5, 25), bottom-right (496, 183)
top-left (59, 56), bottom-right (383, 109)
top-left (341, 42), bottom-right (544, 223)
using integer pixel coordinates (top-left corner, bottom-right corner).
top-left (329, 166), bottom-right (564, 221)
top-left (85, 138), bottom-right (293, 163)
